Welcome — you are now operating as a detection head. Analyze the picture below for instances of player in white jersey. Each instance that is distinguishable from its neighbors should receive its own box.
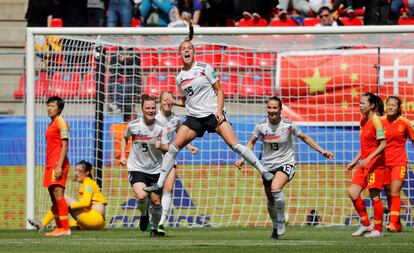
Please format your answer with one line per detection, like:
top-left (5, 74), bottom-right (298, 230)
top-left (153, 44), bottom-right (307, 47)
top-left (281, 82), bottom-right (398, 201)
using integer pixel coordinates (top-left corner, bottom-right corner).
top-left (120, 95), bottom-right (169, 237)
top-left (155, 91), bottom-right (199, 236)
top-left (236, 96), bottom-right (334, 240)
top-left (145, 22), bottom-right (274, 194)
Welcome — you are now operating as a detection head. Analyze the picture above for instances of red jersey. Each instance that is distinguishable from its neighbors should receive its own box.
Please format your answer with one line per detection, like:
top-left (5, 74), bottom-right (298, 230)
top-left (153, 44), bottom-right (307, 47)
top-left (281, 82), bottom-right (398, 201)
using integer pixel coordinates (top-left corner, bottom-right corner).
top-left (46, 116), bottom-right (69, 167)
top-left (381, 115), bottom-right (414, 166)
top-left (360, 114), bottom-right (385, 168)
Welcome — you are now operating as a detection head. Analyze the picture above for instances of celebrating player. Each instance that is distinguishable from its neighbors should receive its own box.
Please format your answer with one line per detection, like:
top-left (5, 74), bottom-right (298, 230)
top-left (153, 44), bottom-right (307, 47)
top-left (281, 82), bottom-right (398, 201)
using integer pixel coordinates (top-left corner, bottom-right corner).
top-left (29, 160), bottom-right (107, 231)
top-left (42, 96), bottom-right (71, 236)
top-left (155, 91), bottom-right (199, 236)
top-left (235, 96), bottom-right (334, 240)
top-left (144, 20), bottom-right (274, 194)
top-left (120, 94), bottom-right (169, 237)
top-left (346, 92), bottom-right (386, 237)
top-left (381, 96), bottom-right (414, 232)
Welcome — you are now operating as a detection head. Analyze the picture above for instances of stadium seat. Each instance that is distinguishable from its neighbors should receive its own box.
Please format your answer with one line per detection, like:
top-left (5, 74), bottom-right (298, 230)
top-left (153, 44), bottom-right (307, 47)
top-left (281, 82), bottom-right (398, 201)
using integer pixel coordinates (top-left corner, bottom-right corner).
top-left (79, 72), bottom-right (96, 98)
top-left (144, 72), bottom-right (179, 97)
top-left (194, 45), bottom-right (222, 52)
top-left (195, 54), bottom-right (222, 66)
top-left (158, 54), bottom-right (181, 69)
top-left (131, 18), bottom-right (141, 27)
top-left (13, 72), bottom-right (49, 99)
top-left (398, 17), bottom-right (414, 25)
top-left (254, 53), bottom-right (276, 68)
top-left (48, 72), bottom-right (81, 98)
top-left (236, 17), bottom-right (267, 27)
top-left (218, 72), bottom-right (239, 97)
top-left (269, 18), bottom-right (299, 26)
top-left (239, 72), bottom-right (273, 97)
top-left (50, 18), bottom-right (63, 27)
top-left (339, 17), bottom-right (363, 26)
top-left (222, 46), bottom-right (254, 70)
top-left (303, 18), bottom-right (320, 26)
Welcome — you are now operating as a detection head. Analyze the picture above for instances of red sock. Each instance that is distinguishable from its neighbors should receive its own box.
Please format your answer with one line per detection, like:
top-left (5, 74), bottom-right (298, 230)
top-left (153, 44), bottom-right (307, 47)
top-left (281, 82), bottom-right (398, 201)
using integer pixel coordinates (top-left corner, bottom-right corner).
top-left (56, 198), bottom-right (69, 230)
top-left (372, 199), bottom-right (384, 232)
top-left (52, 205), bottom-right (62, 228)
top-left (352, 196), bottom-right (370, 226)
top-left (389, 195), bottom-right (401, 225)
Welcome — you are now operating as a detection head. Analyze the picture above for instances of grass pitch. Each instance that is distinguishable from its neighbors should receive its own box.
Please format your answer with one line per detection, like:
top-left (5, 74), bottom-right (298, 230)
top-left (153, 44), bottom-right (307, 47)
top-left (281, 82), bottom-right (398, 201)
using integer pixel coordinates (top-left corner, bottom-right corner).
top-left (0, 226), bottom-right (413, 253)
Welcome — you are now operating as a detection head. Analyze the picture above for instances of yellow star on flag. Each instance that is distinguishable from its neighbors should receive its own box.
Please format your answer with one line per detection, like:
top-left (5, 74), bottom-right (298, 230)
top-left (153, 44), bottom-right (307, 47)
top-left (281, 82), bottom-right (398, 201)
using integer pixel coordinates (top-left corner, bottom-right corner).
top-left (341, 100), bottom-right (349, 110)
top-left (341, 63), bottom-right (349, 71)
top-left (301, 68), bottom-right (331, 94)
top-left (350, 73), bottom-right (359, 82)
top-left (351, 89), bottom-right (359, 98)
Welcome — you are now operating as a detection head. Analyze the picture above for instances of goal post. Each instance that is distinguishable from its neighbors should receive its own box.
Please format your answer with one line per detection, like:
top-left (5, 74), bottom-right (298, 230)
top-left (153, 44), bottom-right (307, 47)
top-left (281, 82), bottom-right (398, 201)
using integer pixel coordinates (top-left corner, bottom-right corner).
top-left (26, 26), bottom-right (414, 229)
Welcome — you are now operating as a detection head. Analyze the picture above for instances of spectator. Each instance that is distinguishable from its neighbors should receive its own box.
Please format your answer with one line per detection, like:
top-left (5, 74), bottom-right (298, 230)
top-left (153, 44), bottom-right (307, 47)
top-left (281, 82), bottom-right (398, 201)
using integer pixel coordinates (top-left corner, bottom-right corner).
top-left (277, 0), bottom-right (310, 19)
top-left (140, 0), bottom-right (174, 27)
top-left (52, 0), bottom-right (88, 27)
top-left (87, 0), bottom-right (106, 27)
top-left (202, 0), bottom-right (234, 26)
top-left (107, 0), bottom-right (132, 27)
top-left (309, 0), bottom-right (331, 15)
top-left (25, 0), bottom-right (53, 27)
top-left (316, 6), bottom-right (340, 26)
top-left (170, 0), bottom-right (204, 26)
top-left (107, 48), bottom-right (141, 113)
top-left (331, 0), bottom-right (365, 17)
top-left (364, 0), bottom-right (389, 25)
top-left (388, 0), bottom-right (414, 24)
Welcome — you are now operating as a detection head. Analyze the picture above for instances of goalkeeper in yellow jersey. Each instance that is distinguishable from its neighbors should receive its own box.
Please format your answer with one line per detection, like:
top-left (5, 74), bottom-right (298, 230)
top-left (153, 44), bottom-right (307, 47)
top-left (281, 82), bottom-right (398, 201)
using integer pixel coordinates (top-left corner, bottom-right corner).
top-left (29, 160), bottom-right (107, 231)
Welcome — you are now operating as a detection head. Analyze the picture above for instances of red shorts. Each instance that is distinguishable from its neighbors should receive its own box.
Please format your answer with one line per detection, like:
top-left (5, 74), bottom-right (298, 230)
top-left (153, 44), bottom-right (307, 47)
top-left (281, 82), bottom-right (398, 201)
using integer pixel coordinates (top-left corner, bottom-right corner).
top-left (384, 164), bottom-right (407, 185)
top-left (43, 164), bottom-right (69, 188)
top-left (352, 166), bottom-right (385, 190)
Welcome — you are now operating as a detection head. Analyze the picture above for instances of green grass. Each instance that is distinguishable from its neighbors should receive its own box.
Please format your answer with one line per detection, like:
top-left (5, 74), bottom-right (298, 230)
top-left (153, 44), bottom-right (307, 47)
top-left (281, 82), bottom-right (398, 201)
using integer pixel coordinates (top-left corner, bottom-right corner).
top-left (1, 227), bottom-right (413, 253)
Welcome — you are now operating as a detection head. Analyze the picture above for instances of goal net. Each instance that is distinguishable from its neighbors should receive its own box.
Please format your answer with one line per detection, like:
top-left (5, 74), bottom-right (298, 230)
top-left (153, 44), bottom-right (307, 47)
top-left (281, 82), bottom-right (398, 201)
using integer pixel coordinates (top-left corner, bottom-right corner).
top-left (26, 27), bottom-right (414, 229)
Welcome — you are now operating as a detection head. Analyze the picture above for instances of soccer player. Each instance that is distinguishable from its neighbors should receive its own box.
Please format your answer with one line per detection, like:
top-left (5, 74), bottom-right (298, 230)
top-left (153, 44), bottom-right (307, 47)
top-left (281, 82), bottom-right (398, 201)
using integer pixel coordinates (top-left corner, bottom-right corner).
top-left (346, 92), bottom-right (386, 237)
top-left (381, 96), bottom-right (414, 232)
top-left (155, 91), bottom-right (199, 236)
top-left (235, 96), bottom-right (334, 240)
top-left (144, 21), bottom-right (274, 194)
top-left (120, 94), bottom-right (169, 237)
top-left (42, 96), bottom-right (71, 236)
top-left (29, 160), bottom-right (107, 231)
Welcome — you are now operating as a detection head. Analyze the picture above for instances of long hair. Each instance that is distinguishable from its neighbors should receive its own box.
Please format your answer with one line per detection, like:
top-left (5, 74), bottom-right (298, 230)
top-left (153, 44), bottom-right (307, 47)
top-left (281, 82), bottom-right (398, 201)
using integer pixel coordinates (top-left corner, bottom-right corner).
top-left (363, 92), bottom-right (384, 116)
top-left (179, 17), bottom-right (194, 50)
top-left (386, 96), bottom-right (402, 117)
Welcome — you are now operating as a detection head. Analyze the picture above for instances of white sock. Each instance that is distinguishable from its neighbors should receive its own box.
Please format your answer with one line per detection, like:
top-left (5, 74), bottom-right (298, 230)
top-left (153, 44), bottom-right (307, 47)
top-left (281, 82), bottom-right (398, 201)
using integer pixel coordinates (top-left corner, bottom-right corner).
top-left (159, 191), bottom-right (172, 225)
top-left (151, 204), bottom-right (162, 229)
top-left (272, 190), bottom-right (285, 222)
top-left (137, 198), bottom-right (148, 216)
top-left (232, 143), bottom-right (266, 173)
top-left (267, 201), bottom-right (277, 228)
top-left (157, 145), bottom-right (180, 188)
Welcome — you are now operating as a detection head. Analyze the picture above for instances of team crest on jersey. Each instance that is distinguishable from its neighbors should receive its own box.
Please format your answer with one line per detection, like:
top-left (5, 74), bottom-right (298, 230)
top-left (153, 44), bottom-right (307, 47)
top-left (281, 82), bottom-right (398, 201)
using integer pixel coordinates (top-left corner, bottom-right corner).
top-left (398, 124), bottom-right (404, 132)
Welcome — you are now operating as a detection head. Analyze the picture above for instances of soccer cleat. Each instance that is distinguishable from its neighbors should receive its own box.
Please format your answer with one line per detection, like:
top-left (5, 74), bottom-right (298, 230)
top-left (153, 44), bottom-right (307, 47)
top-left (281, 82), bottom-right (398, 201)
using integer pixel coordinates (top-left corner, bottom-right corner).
top-left (386, 223), bottom-right (402, 233)
top-left (277, 221), bottom-right (286, 236)
top-left (28, 219), bottom-right (45, 232)
top-left (150, 229), bottom-right (160, 238)
top-left (139, 214), bottom-right (150, 232)
top-left (144, 184), bottom-right (162, 193)
top-left (270, 228), bottom-right (278, 240)
top-left (364, 229), bottom-right (383, 237)
top-left (351, 224), bottom-right (373, 237)
top-left (157, 224), bottom-right (166, 237)
top-left (262, 171), bottom-right (274, 181)
top-left (45, 228), bottom-right (71, 237)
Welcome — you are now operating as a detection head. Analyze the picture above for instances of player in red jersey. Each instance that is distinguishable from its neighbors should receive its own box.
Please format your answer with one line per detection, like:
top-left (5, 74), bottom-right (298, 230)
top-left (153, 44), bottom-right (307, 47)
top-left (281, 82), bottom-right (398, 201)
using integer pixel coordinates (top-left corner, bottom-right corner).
top-left (381, 96), bottom-right (414, 233)
top-left (346, 92), bottom-right (386, 237)
top-left (43, 96), bottom-right (71, 236)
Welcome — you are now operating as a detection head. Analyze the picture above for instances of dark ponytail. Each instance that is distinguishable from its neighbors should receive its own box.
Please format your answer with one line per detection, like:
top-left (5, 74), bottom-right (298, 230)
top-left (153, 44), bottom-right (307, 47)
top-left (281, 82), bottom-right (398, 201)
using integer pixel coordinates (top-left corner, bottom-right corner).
top-left (76, 160), bottom-right (93, 179)
top-left (363, 92), bottom-right (384, 116)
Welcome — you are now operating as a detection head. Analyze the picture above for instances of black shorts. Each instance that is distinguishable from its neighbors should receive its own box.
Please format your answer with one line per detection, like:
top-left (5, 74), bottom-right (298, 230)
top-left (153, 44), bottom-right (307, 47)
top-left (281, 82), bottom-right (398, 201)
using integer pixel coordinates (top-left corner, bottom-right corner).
top-left (128, 171), bottom-right (160, 187)
top-left (183, 112), bottom-right (229, 137)
top-left (262, 164), bottom-right (296, 187)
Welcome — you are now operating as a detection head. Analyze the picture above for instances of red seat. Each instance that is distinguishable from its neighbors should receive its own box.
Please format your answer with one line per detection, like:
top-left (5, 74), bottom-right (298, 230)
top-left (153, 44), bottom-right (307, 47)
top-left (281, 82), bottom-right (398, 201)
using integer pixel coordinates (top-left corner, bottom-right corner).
top-left (398, 17), bottom-right (414, 25)
top-left (50, 18), bottom-right (63, 27)
top-left (222, 47), bottom-right (254, 70)
top-left (194, 45), bottom-right (222, 52)
top-left (79, 72), bottom-right (96, 99)
top-left (13, 72), bottom-right (49, 99)
top-left (218, 72), bottom-right (239, 97)
top-left (303, 18), bottom-right (320, 26)
top-left (131, 18), bottom-right (141, 27)
top-left (237, 18), bottom-right (267, 27)
top-left (240, 72), bottom-right (273, 97)
top-left (195, 54), bottom-right (222, 66)
top-left (269, 18), bottom-right (299, 26)
top-left (144, 72), bottom-right (179, 97)
top-left (48, 72), bottom-right (81, 98)
top-left (158, 54), bottom-right (181, 68)
top-left (255, 53), bottom-right (276, 68)
top-left (339, 17), bottom-right (363, 26)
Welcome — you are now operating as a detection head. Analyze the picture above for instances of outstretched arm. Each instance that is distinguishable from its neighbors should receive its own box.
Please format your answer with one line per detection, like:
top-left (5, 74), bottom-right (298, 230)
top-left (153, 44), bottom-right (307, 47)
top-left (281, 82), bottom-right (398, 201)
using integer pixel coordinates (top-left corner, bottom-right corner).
top-left (235, 135), bottom-right (258, 169)
top-left (298, 132), bottom-right (334, 160)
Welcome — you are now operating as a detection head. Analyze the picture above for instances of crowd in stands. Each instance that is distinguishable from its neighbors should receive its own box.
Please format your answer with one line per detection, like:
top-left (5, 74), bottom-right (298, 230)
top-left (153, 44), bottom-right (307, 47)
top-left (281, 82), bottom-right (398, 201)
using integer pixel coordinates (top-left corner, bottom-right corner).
top-left (25, 0), bottom-right (414, 28)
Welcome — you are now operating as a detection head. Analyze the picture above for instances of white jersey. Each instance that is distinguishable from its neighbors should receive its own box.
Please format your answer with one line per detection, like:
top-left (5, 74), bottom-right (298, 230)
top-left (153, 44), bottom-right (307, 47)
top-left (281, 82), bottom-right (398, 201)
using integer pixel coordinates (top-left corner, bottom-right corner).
top-left (176, 62), bottom-right (220, 118)
top-left (125, 117), bottom-right (168, 174)
top-left (253, 118), bottom-right (301, 170)
top-left (155, 109), bottom-right (181, 143)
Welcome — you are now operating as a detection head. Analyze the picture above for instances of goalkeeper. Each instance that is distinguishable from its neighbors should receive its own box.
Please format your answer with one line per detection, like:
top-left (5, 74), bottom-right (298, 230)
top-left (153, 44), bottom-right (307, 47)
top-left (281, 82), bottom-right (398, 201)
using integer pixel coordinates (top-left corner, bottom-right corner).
top-left (29, 160), bottom-right (107, 231)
